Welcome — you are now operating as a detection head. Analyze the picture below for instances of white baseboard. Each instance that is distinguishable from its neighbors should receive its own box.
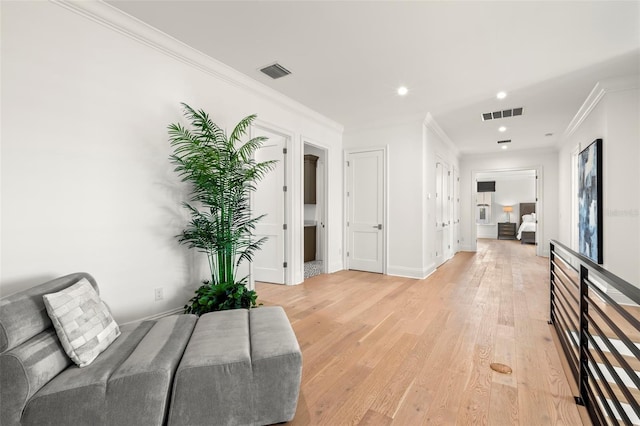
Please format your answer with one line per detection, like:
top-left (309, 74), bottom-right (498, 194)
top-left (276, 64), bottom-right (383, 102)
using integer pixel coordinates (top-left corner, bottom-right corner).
top-left (328, 261), bottom-right (344, 274)
top-left (423, 264), bottom-right (437, 279)
top-left (387, 264), bottom-right (434, 280)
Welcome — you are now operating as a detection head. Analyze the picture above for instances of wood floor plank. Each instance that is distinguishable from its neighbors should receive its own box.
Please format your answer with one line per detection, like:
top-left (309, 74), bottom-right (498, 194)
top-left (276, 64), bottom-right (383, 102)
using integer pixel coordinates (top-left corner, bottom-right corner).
top-left (488, 382), bottom-right (519, 425)
top-left (455, 343), bottom-right (493, 425)
top-left (325, 333), bottom-right (418, 424)
top-left (256, 239), bottom-right (585, 425)
top-left (358, 409), bottom-right (392, 426)
top-left (370, 369), bottom-right (417, 420)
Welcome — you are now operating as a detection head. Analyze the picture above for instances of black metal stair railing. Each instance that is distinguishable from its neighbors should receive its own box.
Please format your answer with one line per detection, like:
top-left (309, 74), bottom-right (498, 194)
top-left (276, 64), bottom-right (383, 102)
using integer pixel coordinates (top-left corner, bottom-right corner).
top-left (550, 239), bottom-right (640, 426)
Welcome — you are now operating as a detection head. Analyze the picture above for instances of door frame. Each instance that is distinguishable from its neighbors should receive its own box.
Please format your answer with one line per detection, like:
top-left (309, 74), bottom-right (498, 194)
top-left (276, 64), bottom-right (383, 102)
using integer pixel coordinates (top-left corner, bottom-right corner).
top-left (470, 165), bottom-right (544, 257)
top-left (344, 146), bottom-right (388, 274)
top-left (249, 120), bottom-right (294, 287)
top-left (302, 138), bottom-right (329, 278)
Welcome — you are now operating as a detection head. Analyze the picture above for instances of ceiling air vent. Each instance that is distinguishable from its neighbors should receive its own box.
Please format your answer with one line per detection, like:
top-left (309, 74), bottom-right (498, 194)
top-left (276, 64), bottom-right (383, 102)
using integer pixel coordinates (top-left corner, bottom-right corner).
top-left (481, 107), bottom-right (524, 121)
top-left (259, 63), bottom-right (291, 79)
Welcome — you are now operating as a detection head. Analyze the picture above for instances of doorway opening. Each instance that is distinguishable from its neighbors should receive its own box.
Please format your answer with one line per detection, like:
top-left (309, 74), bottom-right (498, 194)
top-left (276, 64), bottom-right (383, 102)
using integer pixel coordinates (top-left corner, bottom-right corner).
top-left (250, 124), bottom-right (290, 288)
top-left (471, 167), bottom-right (543, 257)
top-left (303, 143), bottom-right (328, 279)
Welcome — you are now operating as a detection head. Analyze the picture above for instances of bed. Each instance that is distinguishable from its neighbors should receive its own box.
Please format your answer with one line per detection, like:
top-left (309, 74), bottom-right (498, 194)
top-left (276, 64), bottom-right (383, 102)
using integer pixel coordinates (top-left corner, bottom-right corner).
top-left (517, 202), bottom-right (536, 245)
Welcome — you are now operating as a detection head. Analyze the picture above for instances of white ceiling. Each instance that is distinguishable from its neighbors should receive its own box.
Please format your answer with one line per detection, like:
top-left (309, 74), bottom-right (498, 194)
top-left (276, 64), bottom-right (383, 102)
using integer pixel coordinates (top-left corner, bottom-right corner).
top-left (107, 1), bottom-right (639, 155)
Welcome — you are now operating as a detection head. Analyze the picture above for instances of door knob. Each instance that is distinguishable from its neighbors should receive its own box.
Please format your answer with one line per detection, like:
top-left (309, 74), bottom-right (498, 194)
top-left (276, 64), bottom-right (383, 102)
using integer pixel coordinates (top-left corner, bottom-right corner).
top-left (373, 224), bottom-right (382, 230)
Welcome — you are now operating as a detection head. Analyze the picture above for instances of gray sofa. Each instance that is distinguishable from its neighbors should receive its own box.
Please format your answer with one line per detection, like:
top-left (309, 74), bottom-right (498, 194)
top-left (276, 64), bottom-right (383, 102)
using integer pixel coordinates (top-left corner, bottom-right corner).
top-left (0, 273), bottom-right (302, 425)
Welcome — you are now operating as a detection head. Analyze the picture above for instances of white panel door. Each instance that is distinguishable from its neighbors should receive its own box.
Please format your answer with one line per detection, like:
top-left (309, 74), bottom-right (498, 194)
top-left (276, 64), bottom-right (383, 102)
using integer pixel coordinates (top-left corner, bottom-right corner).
top-left (443, 163), bottom-right (452, 261)
top-left (434, 162), bottom-right (444, 266)
top-left (252, 128), bottom-right (286, 284)
top-left (453, 168), bottom-right (460, 252)
top-left (347, 150), bottom-right (384, 273)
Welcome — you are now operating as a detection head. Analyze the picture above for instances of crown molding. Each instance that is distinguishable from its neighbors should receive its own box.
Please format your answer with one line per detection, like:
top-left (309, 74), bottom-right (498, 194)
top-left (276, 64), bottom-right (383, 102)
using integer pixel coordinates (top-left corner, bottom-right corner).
top-left (563, 82), bottom-right (606, 140)
top-left (563, 75), bottom-right (639, 139)
top-left (52, 0), bottom-right (344, 134)
top-left (424, 113), bottom-right (460, 159)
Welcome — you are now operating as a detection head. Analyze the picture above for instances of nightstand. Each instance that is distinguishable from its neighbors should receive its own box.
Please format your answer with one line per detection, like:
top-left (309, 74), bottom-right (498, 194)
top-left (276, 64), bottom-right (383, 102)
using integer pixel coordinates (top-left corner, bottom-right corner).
top-left (498, 222), bottom-right (516, 240)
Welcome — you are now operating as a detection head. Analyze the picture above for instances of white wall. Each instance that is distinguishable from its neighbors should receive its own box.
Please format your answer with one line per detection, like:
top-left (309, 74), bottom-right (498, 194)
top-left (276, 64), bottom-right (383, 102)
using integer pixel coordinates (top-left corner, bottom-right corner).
top-left (495, 177), bottom-right (536, 220)
top-left (460, 149), bottom-right (558, 255)
top-left (423, 115), bottom-right (460, 273)
top-left (343, 114), bottom-right (459, 279)
top-left (558, 78), bottom-right (639, 288)
top-left (1, 1), bottom-right (343, 322)
top-left (343, 118), bottom-right (425, 277)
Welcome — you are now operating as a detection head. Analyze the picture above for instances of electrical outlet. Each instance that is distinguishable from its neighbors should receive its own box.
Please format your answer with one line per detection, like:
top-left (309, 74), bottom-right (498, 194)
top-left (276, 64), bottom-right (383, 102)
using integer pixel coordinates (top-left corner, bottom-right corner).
top-left (154, 288), bottom-right (163, 301)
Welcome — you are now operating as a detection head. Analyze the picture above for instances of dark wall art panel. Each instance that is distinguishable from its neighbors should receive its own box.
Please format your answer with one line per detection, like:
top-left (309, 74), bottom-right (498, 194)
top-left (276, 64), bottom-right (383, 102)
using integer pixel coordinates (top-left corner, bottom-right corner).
top-left (578, 138), bottom-right (603, 264)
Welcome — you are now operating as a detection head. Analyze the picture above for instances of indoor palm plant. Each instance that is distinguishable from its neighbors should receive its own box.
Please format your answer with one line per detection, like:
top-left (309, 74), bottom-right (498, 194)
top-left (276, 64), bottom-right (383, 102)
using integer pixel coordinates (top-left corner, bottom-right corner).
top-left (168, 103), bottom-right (275, 315)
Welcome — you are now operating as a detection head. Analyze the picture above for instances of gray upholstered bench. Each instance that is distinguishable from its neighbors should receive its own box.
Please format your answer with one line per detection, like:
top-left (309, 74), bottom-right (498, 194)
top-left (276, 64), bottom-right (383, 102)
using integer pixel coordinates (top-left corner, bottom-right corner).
top-left (0, 273), bottom-right (302, 426)
top-left (169, 307), bottom-right (303, 426)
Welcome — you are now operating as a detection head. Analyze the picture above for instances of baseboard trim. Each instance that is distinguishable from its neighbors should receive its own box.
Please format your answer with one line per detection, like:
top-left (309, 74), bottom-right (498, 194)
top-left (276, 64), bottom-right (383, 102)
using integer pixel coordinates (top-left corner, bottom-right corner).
top-left (387, 265), bottom-right (434, 280)
top-left (328, 261), bottom-right (344, 274)
top-left (423, 264), bottom-right (437, 279)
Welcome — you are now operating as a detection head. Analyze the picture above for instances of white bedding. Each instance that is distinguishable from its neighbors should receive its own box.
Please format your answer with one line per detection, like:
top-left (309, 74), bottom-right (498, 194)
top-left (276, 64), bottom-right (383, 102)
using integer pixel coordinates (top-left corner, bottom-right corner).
top-left (517, 222), bottom-right (536, 239)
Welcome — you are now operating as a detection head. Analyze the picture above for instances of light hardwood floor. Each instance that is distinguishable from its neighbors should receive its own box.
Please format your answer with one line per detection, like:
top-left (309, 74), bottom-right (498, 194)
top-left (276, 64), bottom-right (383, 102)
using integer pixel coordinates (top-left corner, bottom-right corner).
top-left (257, 239), bottom-right (585, 425)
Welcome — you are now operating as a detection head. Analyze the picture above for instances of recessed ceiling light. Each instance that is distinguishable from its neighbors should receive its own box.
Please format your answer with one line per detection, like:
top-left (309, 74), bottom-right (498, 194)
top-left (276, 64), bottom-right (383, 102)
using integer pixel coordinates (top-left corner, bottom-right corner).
top-left (496, 91), bottom-right (507, 100)
top-left (498, 126), bottom-right (507, 132)
top-left (501, 145), bottom-right (508, 150)
top-left (397, 86), bottom-right (408, 96)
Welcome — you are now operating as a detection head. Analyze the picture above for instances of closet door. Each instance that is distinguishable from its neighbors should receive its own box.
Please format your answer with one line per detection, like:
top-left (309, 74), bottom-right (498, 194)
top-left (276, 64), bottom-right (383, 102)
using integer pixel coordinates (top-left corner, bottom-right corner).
top-left (346, 149), bottom-right (384, 273)
top-left (434, 162), bottom-right (444, 266)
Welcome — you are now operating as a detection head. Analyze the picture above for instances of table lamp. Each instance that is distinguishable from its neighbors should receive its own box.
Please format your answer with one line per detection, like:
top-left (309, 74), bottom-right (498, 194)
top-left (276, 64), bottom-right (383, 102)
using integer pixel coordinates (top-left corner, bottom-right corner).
top-left (503, 206), bottom-right (513, 223)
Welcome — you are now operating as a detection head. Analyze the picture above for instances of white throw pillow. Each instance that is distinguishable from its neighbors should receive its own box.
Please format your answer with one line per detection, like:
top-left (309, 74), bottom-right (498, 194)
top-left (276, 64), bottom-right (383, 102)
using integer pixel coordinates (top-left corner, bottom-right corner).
top-left (522, 214), bottom-right (534, 223)
top-left (43, 278), bottom-right (120, 367)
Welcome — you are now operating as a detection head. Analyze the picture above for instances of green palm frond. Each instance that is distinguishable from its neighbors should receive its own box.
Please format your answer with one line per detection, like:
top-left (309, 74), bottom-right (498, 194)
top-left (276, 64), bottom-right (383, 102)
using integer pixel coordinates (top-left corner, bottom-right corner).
top-left (168, 103), bottom-right (276, 307)
top-left (229, 114), bottom-right (257, 146)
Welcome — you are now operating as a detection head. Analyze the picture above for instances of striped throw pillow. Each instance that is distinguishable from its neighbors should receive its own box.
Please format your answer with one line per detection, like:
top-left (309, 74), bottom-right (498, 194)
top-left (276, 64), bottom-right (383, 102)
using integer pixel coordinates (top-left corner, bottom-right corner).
top-left (43, 278), bottom-right (120, 367)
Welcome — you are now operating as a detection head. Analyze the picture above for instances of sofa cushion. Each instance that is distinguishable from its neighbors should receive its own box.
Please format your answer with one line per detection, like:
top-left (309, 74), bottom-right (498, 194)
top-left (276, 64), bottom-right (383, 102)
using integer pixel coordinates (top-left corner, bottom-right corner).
top-left (107, 314), bottom-right (197, 426)
top-left (168, 309), bottom-right (252, 426)
top-left (0, 329), bottom-right (72, 426)
top-left (21, 320), bottom-right (154, 426)
top-left (169, 308), bottom-right (303, 426)
top-left (43, 278), bottom-right (120, 367)
top-left (0, 273), bottom-right (98, 354)
top-left (249, 306), bottom-right (303, 424)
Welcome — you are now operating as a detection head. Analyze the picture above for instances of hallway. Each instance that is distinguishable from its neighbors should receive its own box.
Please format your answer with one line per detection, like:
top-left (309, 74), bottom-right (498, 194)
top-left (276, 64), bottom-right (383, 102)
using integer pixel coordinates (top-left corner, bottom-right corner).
top-left (256, 239), bottom-right (584, 425)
